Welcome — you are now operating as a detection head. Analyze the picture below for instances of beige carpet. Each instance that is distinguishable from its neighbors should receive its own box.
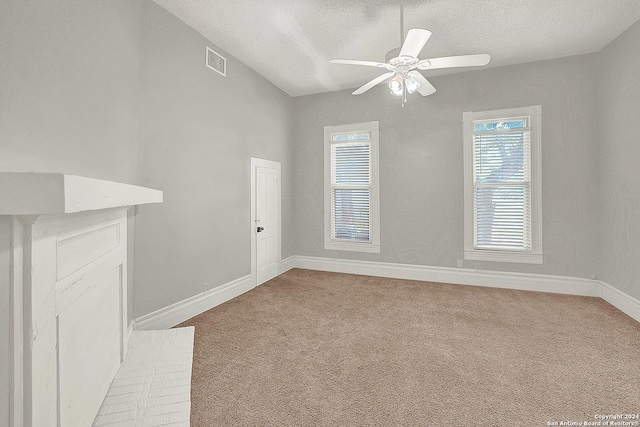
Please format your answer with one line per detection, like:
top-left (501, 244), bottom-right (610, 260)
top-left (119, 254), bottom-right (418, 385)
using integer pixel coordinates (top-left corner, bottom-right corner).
top-left (177, 268), bottom-right (640, 426)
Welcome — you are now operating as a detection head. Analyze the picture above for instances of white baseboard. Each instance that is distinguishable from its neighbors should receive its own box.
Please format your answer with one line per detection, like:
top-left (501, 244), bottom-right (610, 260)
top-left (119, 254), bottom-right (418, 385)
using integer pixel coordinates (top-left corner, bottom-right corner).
top-left (281, 256), bottom-right (294, 274)
top-left (135, 275), bottom-right (253, 330)
top-left (599, 281), bottom-right (640, 323)
top-left (133, 257), bottom-right (639, 332)
top-left (293, 256), bottom-right (600, 297)
top-left (293, 256), bottom-right (640, 324)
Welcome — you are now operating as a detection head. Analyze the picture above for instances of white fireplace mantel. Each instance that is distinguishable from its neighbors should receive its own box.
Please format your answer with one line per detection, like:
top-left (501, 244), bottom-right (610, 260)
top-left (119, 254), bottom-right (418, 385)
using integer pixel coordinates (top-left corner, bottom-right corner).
top-left (0, 172), bottom-right (162, 215)
top-left (1, 173), bottom-right (163, 427)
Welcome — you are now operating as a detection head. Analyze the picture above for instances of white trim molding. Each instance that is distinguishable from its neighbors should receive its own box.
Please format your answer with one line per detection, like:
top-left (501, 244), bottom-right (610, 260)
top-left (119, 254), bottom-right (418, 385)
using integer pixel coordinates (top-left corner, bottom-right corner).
top-left (464, 250), bottom-right (543, 264)
top-left (280, 256), bottom-right (295, 274)
top-left (599, 281), bottom-right (640, 323)
top-left (136, 256), bottom-right (287, 330)
top-left (0, 172), bottom-right (162, 215)
top-left (250, 157), bottom-right (282, 287)
top-left (134, 258), bottom-right (639, 333)
top-left (293, 256), bottom-right (598, 296)
top-left (9, 217), bottom-right (24, 427)
top-left (292, 256), bottom-right (640, 324)
top-left (324, 240), bottom-right (380, 254)
top-left (127, 320), bottom-right (136, 343)
top-left (463, 105), bottom-right (543, 264)
top-left (324, 121), bottom-right (380, 254)
top-left (135, 275), bottom-right (253, 330)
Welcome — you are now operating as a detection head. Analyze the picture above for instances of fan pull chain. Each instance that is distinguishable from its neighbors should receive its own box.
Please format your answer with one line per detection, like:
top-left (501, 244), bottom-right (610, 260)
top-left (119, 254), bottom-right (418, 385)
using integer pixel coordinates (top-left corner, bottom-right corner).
top-left (402, 77), bottom-right (406, 107)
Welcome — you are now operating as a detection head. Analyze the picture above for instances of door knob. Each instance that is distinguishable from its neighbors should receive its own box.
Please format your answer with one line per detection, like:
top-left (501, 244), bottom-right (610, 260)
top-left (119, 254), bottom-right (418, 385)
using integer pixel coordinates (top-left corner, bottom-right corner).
top-left (257, 226), bottom-right (264, 233)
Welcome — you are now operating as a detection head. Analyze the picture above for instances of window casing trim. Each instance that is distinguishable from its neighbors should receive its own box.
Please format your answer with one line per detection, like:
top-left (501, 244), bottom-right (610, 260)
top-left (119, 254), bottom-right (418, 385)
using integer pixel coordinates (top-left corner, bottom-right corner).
top-left (463, 105), bottom-right (542, 264)
top-left (324, 121), bottom-right (380, 253)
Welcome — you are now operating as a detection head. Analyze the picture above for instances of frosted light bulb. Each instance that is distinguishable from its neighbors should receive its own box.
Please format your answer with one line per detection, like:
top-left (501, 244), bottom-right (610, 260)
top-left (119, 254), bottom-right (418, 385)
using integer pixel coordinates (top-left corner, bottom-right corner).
top-left (388, 75), bottom-right (403, 96)
top-left (405, 76), bottom-right (421, 94)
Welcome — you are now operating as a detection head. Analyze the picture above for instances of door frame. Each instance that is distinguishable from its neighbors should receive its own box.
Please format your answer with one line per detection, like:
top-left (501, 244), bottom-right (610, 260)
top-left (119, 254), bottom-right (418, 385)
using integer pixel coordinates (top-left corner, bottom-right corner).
top-left (250, 157), bottom-right (282, 288)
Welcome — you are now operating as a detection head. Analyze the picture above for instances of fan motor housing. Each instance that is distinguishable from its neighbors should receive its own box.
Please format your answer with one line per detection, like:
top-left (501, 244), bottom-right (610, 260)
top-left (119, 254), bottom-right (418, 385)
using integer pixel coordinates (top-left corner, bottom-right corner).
top-left (385, 47), bottom-right (421, 67)
top-left (385, 47), bottom-right (401, 63)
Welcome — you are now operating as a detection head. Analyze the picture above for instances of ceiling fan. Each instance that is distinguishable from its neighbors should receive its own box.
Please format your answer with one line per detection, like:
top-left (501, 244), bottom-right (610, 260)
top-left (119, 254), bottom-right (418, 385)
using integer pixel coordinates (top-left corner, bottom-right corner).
top-left (329, 5), bottom-right (491, 106)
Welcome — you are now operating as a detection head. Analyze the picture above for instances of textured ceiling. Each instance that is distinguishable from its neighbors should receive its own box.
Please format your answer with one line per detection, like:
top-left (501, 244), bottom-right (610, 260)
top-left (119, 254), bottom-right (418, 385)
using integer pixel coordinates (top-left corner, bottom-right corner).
top-left (152, 0), bottom-right (640, 97)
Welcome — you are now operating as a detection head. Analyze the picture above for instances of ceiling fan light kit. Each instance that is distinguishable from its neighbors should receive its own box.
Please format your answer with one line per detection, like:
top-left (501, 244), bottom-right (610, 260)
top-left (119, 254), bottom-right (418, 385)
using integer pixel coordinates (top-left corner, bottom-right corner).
top-left (404, 73), bottom-right (421, 94)
top-left (329, 6), bottom-right (491, 106)
top-left (389, 74), bottom-right (404, 96)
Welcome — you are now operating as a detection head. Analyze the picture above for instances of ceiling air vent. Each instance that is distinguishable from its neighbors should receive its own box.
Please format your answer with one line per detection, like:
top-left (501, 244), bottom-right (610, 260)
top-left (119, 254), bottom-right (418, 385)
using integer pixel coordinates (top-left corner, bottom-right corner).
top-left (206, 47), bottom-right (226, 76)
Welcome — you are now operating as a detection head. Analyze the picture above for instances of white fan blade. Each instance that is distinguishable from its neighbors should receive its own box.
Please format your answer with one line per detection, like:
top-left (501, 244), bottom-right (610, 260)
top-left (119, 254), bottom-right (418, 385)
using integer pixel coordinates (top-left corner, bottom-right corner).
top-left (410, 72), bottom-right (436, 96)
top-left (399, 28), bottom-right (432, 58)
top-left (418, 54), bottom-right (490, 70)
top-left (330, 59), bottom-right (389, 68)
top-left (353, 72), bottom-right (396, 95)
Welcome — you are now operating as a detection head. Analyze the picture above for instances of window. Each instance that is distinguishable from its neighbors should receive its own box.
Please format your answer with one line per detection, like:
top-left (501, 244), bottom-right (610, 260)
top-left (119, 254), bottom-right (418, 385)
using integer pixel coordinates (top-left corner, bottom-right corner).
top-left (324, 121), bottom-right (380, 253)
top-left (463, 106), bottom-right (542, 263)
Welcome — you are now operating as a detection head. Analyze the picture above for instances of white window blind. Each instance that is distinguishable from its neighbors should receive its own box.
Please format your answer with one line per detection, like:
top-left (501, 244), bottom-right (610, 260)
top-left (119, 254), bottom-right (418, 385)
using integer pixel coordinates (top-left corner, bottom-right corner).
top-left (330, 135), bottom-right (371, 242)
top-left (473, 118), bottom-right (531, 251)
top-left (463, 106), bottom-right (542, 264)
top-left (324, 121), bottom-right (380, 253)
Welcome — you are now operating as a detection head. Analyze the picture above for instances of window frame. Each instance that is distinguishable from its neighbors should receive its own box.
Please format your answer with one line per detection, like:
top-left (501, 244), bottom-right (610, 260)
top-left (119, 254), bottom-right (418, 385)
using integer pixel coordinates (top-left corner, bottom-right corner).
top-left (324, 121), bottom-right (380, 253)
top-left (463, 105), bottom-right (543, 264)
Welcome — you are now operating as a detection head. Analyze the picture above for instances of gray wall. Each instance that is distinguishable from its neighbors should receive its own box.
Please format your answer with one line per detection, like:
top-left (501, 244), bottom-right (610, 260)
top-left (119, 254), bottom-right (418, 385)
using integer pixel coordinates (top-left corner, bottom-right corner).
top-left (0, 5), bottom-right (638, 411)
top-left (598, 19), bottom-right (640, 300)
top-left (293, 53), bottom-right (600, 279)
top-left (0, 0), bottom-right (140, 183)
top-left (133, 1), bottom-right (294, 316)
top-left (0, 2), bottom-right (142, 424)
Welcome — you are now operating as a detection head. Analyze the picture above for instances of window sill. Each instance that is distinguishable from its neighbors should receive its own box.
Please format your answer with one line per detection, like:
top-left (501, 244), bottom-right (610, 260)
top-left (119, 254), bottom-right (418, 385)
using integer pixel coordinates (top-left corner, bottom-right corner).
top-left (464, 250), bottom-right (542, 264)
top-left (325, 241), bottom-right (380, 254)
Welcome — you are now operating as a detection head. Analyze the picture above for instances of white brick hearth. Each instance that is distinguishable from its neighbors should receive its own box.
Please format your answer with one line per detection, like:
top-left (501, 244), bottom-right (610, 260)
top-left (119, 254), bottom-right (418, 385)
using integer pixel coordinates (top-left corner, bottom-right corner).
top-left (93, 327), bottom-right (195, 427)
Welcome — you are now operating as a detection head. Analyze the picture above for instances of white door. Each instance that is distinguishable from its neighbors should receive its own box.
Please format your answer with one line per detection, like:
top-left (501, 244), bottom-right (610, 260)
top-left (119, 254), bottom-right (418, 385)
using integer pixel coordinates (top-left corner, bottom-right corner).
top-left (252, 158), bottom-right (281, 285)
